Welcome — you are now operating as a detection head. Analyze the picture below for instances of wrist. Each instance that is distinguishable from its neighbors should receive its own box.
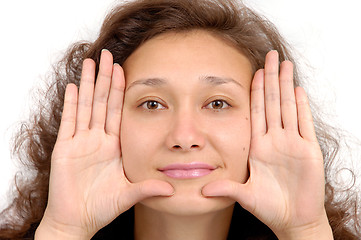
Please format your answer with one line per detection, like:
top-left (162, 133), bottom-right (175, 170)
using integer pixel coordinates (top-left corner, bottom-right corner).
top-left (276, 216), bottom-right (333, 240)
top-left (35, 216), bottom-right (91, 240)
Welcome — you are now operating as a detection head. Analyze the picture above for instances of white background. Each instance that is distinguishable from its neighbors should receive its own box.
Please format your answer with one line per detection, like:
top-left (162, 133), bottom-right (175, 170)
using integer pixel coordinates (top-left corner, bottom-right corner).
top-left (0, 0), bottom-right (360, 211)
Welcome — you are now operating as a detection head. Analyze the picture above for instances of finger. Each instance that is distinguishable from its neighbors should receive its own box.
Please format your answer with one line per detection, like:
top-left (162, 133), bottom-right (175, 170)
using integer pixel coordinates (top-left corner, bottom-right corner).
top-left (117, 180), bottom-right (174, 212)
top-left (202, 179), bottom-right (255, 213)
top-left (202, 180), bottom-right (255, 213)
top-left (295, 87), bottom-right (317, 142)
top-left (76, 58), bottom-right (96, 132)
top-left (279, 61), bottom-right (298, 131)
top-left (264, 50), bottom-right (282, 130)
top-left (105, 63), bottom-right (125, 137)
top-left (89, 49), bottom-right (113, 130)
top-left (58, 84), bottom-right (78, 141)
top-left (251, 69), bottom-right (266, 138)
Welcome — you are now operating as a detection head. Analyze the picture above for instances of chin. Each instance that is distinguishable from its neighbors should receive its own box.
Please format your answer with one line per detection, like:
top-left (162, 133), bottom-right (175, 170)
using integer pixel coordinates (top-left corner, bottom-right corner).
top-left (139, 181), bottom-right (235, 216)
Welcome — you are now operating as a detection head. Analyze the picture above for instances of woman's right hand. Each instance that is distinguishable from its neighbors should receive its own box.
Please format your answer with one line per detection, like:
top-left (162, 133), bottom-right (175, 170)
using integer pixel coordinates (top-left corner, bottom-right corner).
top-left (35, 50), bottom-right (174, 240)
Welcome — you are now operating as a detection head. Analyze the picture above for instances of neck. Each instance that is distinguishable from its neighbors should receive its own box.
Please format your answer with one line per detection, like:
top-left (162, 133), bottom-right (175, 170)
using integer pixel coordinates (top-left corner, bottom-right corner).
top-left (134, 203), bottom-right (234, 240)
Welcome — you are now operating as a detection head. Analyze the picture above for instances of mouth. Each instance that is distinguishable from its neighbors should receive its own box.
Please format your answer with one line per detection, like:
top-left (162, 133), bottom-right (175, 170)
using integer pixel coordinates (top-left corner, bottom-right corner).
top-left (158, 162), bottom-right (217, 179)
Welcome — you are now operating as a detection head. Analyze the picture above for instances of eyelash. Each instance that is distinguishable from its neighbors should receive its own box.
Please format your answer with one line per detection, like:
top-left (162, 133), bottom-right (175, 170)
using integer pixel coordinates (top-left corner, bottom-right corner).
top-left (139, 100), bottom-right (166, 110)
top-left (139, 99), bottom-right (231, 111)
top-left (204, 99), bottom-right (231, 110)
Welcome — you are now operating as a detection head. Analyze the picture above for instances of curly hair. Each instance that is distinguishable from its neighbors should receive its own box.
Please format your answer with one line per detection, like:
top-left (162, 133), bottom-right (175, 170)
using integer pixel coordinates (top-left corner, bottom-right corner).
top-left (0, 0), bottom-right (360, 239)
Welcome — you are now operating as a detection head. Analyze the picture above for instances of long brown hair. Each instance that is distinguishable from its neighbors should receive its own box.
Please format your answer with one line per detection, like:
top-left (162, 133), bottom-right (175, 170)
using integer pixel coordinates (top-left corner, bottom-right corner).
top-left (0, 0), bottom-right (360, 239)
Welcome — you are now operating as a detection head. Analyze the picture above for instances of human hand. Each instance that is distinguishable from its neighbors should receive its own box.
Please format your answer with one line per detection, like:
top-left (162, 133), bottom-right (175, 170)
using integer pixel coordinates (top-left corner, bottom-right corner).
top-left (202, 51), bottom-right (333, 239)
top-left (35, 50), bottom-right (174, 239)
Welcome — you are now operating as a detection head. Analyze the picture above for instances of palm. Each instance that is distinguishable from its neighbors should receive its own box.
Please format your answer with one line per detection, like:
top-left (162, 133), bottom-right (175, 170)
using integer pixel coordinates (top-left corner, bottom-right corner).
top-left (42, 50), bottom-right (173, 237)
top-left (202, 51), bottom-right (328, 236)
top-left (49, 131), bottom-right (124, 232)
top-left (247, 130), bottom-right (324, 231)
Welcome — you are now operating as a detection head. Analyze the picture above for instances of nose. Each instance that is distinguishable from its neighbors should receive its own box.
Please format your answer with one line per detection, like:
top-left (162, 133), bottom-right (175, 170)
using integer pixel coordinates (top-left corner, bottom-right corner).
top-left (166, 111), bottom-right (205, 152)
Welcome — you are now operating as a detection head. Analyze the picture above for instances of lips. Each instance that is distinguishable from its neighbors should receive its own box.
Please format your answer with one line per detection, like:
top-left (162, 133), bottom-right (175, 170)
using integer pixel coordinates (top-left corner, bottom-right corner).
top-left (158, 162), bottom-right (216, 179)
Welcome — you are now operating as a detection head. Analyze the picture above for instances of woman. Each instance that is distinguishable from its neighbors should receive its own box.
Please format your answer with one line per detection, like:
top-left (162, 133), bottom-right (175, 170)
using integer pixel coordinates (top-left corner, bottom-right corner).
top-left (0, 0), bottom-right (360, 239)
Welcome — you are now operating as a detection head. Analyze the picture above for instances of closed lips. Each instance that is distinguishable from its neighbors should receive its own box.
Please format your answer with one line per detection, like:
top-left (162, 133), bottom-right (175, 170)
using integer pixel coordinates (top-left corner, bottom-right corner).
top-left (159, 162), bottom-right (216, 179)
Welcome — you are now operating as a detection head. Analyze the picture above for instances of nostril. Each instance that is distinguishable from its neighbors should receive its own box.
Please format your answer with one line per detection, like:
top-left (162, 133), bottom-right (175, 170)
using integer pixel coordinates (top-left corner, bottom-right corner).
top-left (172, 144), bottom-right (199, 150)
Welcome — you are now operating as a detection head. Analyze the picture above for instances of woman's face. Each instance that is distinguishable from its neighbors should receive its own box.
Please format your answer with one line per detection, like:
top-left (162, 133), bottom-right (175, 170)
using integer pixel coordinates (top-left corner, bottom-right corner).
top-left (121, 30), bottom-right (253, 215)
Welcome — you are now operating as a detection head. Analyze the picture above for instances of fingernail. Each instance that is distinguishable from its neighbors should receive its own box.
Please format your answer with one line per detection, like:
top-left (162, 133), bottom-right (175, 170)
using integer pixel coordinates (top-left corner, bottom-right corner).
top-left (200, 188), bottom-right (206, 197)
top-left (201, 186), bottom-right (219, 197)
top-left (161, 189), bottom-right (175, 197)
top-left (102, 49), bottom-right (110, 53)
top-left (164, 184), bottom-right (175, 196)
top-left (200, 187), bottom-right (208, 197)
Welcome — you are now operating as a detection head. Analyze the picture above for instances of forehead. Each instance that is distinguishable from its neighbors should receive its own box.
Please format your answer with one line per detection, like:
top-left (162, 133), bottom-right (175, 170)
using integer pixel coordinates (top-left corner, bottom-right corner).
top-left (122, 30), bottom-right (253, 90)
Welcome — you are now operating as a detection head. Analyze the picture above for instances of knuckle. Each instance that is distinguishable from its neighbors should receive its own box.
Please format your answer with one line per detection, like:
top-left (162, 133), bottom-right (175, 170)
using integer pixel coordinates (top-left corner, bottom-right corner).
top-left (265, 92), bottom-right (279, 101)
top-left (78, 98), bottom-right (93, 107)
top-left (64, 98), bottom-right (77, 106)
top-left (60, 116), bottom-right (76, 124)
top-left (94, 95), bottom-right (108, 104)
top-left (281, 98), bottom-right (296, 105)
top-left (107, 107), bottom-right (122, 116)
top-left (300, 117), bottom-right (313, 124)
top-left (229, 182), bottom-right (238, 193)
top-left (111, 85), bottom-right (125, 93)
top-left (98, 72), bottom-right (112, 80)
top-left (296, 98), bottom-right (308, 106)
top-left (280, 76), bottom-right (293, 84)
top-left (251, 105), bottom-right (265, 114)
top-left (251, 86), bottom-right (263, 92)
top-left (80, 76), bottom-right (95, 84)
top-left (265, 70), bottom-right (278, 78)
top-left (136, 182), bottom-right (146, 196)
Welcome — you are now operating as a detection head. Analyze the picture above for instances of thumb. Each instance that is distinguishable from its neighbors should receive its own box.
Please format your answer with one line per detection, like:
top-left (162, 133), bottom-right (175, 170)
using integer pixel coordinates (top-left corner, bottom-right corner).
top-left (117, 179), bottom-right (174, 212)
top-left (202, 179), bottom-right (255, 213)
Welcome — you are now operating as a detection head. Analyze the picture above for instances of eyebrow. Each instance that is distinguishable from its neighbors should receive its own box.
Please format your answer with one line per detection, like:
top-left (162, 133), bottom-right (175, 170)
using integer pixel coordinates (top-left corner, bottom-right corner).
top-left (126, 75), bottom-right (245, 91)
top-left (126, 78), bottom-right (166, 91)
top-left (200, 76), bottom-right (245, 89)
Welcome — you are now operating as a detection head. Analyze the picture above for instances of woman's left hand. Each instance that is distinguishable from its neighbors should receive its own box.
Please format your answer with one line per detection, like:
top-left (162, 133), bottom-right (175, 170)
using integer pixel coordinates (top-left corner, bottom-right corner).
top-left (202, 51), bottom-right (333, 239)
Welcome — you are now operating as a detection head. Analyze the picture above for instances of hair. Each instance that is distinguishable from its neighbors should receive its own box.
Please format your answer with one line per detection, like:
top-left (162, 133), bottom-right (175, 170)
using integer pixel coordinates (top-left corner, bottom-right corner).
top-left (0, 0), bottom-right (360, 239)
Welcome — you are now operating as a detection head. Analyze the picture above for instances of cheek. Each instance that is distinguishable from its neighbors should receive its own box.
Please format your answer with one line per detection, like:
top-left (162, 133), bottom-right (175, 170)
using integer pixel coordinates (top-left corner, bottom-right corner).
top-left (120, 111), bottom-right (161, 181)
top-left (210, 115), bottom-right (251, 182)
top-left (121, 111), bottom-right (167, 154)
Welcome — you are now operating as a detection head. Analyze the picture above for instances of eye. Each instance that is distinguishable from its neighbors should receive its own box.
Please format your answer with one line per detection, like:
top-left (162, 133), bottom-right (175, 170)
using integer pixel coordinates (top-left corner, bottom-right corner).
top-left (139, 100), bottom-right (166, 110)
top-left (204, 100), bottom-right (231, 110)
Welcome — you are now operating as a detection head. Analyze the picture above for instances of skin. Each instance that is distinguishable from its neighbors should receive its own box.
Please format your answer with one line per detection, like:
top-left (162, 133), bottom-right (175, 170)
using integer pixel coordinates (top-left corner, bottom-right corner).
top-left (35, 30), bottom-right (334, 240)
top-left (121, 31), bottom-right (252, 215)
top-left (121, 30), bottom-right (253, 240)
